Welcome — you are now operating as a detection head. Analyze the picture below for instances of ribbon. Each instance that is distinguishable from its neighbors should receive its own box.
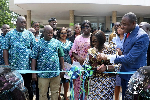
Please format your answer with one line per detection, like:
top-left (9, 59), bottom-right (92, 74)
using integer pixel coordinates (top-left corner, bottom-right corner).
top-left (15, 66), bottom-right (136, 100)
top-left (16, 70), bottom-right (136, 74)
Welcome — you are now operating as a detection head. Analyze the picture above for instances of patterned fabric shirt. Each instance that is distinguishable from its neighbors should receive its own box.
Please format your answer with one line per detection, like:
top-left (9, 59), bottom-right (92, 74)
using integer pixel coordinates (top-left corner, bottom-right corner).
top-left (59, 40), bottom-right (72, 64)
top-left (0, 33), bottom-right (5, 65)
top-left (2, 29), bottom-right (36, 70)
top-left (84, 47), bottom-right (120, 72)
top-left (31, 38), bottom-right (64, 78)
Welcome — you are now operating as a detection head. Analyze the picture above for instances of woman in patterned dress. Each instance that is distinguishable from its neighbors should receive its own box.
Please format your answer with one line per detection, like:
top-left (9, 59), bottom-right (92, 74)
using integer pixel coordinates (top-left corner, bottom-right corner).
top-left (84, 31), bottom-right (119, 100)
top-left (69, 20), bottom-right (91, 100)
top-left (58, 27), bottom-right (73, 100)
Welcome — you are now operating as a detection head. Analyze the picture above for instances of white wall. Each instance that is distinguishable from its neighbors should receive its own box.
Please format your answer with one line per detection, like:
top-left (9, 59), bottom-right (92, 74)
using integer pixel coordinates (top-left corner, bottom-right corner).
top-left (14, 0), bottom-right (150, 6)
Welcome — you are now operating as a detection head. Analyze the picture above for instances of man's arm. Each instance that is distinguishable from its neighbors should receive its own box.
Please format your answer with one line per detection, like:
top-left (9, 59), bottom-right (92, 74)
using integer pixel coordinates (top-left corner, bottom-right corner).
top-left (3, 49), bottom-right (9, 65)
top-left (31, 59), bottom-right (36, 70)
top-left (2, 33), bottom-right (10, 65)
top-left (72, 52), bottom-right (85, 65)
top-left (31, 59), bottom-right (37, 81)
top-left (30, 42), bottom-right (38, 81)
top-left (114, 34), bottom-right (149, 64)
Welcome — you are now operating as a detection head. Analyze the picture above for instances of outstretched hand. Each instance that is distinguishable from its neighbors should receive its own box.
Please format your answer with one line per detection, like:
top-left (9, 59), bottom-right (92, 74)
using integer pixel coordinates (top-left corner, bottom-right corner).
top-left (32, 73), bottom-right (37, 81)
top-left (78, 57), bottom-right (85, 65)
top-left (116, 48), bottom-right (122, 55)
top-left (97, 64), bottom-right (106, 72)
top-left (97, 54), bottom-right (107, 61)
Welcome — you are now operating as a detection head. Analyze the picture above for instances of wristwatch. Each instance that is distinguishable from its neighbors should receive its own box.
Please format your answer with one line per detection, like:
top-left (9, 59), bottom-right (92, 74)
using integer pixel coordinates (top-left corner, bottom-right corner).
top-left (106, 65), bottom-right (109, 71)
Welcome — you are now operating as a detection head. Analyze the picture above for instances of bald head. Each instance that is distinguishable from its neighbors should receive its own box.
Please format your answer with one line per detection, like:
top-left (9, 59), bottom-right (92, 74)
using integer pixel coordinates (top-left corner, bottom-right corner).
top-left (17, 16), bottom-right (26, 21)
top-left (44, 25), bottom-right (53, 32)
top-left (28, 28), bottom-right (36, 36)
top-left (16, 16), bottom-right (26, 32)
top-left (1, 24), bottom-right (10, 35)
top-left (28, 28), bottom-right (35, 32)
top-left (28, 27), bottom-right (36, 33)
top-left (43, 25), bottom-right (53, 40)
top-left (139, 22), bottom-right (150, 34)
top-left (2, 24), bottom-right (9, 28)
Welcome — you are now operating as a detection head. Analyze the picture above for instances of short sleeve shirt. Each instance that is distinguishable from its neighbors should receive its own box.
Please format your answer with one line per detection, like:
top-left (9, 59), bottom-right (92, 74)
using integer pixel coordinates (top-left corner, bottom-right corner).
top-left (69, 35), bottom-right (91, 61)
top-left (59, 40), bottom-right (72, 64)
top-left (0, 33), bottom-right (5, 65)
top-left (2, 29), bottom-right (36, 70)
top-left (31, 38), bottom-right (64, 78)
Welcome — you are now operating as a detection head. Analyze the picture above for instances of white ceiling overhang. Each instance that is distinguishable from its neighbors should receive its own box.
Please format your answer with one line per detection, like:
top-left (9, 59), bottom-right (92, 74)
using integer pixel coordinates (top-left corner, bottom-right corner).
top-left (9, 0), bottom-right (150, 25)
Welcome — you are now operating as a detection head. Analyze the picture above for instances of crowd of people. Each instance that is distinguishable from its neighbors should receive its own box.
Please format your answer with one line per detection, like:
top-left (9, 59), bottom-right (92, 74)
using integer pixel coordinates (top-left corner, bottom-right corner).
top-left (0, 12), bottom-right (150, 100)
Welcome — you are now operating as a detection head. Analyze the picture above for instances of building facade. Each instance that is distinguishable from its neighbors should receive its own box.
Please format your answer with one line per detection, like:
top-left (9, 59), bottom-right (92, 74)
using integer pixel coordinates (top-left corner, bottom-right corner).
top-left (9, 0), bottom-right (150, 31)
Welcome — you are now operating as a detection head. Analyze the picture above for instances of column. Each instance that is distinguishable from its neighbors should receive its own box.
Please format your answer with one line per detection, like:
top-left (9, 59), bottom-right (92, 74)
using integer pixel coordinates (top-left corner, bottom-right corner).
top-left (105, 16), bottom-right (110, 32)
top-left (112, 11), bottom-right (117, 32)
top-left (27, 10), bottom-right (31, 29)
top-left (69, 10), bottom-right (74, 31)
top-left (24, 15), bottom-right (27, 29)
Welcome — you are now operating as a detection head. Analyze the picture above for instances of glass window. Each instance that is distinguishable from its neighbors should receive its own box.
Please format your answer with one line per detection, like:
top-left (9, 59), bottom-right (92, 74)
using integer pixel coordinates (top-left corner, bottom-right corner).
top-left (99, 23), bottom-right (105, 32)
top-left (144, 18), bottom-right (150, 24)
top-left (83, 16), bottom-right (97, 22)
top-left (91, 23), bottom-right (98, 29)
top-left (117, 17), bottom-right (122, 23)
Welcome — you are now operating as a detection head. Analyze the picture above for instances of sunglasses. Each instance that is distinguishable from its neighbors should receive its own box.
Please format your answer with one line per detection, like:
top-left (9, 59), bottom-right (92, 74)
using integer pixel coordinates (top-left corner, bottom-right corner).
top-left (50, 22), bottom-right (57, 25)
top-left (60, 33), bottom-right (67, 35)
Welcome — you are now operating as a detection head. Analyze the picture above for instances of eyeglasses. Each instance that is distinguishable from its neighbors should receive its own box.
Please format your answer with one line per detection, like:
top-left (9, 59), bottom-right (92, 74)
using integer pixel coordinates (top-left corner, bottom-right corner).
top-left (32, 32), bottom-right (36, 34)
top-left (60, 33), bottom-right (67, 34)
top-left (114, 25), bottom-right (121, 28)
top-left (82, 26), bottom-right (90, 29)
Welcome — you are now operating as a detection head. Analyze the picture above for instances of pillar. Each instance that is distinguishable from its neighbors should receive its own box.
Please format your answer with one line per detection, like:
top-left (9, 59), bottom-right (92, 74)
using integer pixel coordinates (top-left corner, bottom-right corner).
top-left (105, 16), bottom-right (110, 32)
top-left (27, 10), bottom-right (31, 29)
top-left (69, 10), bottom-right (74, 31)
top-left (24, 15), bottom-right (27, 29)
top-left (112, 11), bottom-right (117, 32)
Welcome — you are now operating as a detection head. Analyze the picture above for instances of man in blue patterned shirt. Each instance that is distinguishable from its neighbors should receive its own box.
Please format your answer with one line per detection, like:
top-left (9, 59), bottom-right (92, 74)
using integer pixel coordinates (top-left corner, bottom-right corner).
top-left (2, 16), bottom-right (35, 100)
top-left (31, 25), bottom-right (64, 100)
top-left (0, 24), bottom-right (10, 65)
